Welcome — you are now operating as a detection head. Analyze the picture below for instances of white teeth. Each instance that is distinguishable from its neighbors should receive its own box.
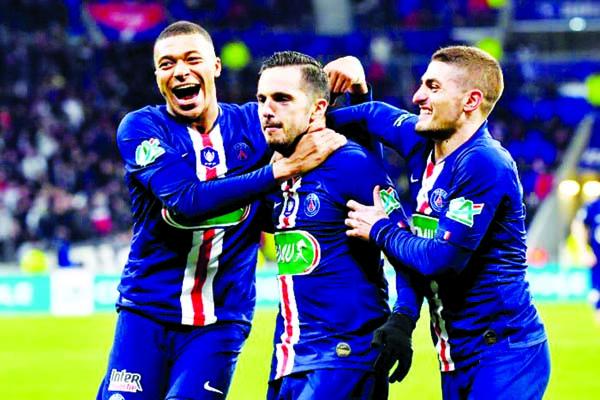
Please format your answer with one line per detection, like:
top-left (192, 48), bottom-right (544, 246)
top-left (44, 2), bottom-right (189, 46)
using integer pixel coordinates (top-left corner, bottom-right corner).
top-left (175, 84), bottom-right (197, 90)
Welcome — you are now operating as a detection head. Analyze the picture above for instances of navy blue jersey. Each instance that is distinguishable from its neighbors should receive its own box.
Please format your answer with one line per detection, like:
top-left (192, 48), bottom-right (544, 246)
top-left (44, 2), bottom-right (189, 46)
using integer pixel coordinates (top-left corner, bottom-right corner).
top-left (265, 140), bottom-right (419, 380)
top-left (328, 102), bottom-right (547, 371)
top-left (116, 102), bottom-right (277, 326)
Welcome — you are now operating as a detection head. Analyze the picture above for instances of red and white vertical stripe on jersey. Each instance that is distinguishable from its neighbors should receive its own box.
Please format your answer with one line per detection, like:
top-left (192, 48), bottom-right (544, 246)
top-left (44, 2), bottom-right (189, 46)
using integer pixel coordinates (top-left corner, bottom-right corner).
top-left (180, 228), bottom-right (224, 325)
top-left (189, 123), bottom-right (228, 181)
top-left (416, 151), bottom-right (445, 215)
top-left (430, 283), bottom-right (454, 372)
top-left (275, 274), bottom-right (300, 379)
top-left (277, 178), bottom-right (302, 229)
top-left (179, 123), bottom-right (227, 325)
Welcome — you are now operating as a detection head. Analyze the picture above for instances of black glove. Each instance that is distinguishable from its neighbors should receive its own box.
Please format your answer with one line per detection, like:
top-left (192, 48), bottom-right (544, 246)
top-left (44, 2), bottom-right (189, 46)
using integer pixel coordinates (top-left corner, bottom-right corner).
top-left (371, 312), bottom-right (416, 383)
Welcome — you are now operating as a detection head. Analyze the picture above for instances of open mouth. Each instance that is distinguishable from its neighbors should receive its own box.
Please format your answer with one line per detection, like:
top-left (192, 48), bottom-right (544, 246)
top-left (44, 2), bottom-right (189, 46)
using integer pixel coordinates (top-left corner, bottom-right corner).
top-left (173, 84), bottom-right (200, 101)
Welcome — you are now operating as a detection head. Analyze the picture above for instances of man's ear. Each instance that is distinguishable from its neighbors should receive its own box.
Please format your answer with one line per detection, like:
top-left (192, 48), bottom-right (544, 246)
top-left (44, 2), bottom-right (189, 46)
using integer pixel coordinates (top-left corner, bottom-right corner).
top-left (214, 57), bottom-right (222, 78)
top-left (311, 98), bottom-right (329, 119)
top-left (464, 89), bottom-right (483, 113)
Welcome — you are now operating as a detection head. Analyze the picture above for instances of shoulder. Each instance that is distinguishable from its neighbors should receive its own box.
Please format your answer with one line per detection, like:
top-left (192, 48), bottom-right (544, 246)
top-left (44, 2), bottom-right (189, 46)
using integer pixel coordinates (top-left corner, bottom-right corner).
top-left (459, 134), bottom-right (517, 179)
top-left (326, 140), bottom-right (383, 170)
top-left (219, 101), bottom-right (258, 118)
top-left (120, 105), bottom-right (169, 128)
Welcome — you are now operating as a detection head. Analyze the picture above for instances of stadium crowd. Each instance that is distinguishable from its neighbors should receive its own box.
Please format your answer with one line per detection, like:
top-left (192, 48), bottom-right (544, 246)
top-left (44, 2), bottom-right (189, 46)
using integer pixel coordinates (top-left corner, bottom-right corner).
top-left (0, 0), bottom-right (583, 263)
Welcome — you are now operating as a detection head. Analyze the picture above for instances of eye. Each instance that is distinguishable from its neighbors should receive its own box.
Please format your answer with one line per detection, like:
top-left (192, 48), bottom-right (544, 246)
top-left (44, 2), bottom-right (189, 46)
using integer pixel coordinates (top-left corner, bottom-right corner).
top-left (256, 94), bottom-right (266, 104)
top-left (158, 59), bottom-right (174, 70)
top-left (187, 56), bottom-right (202, 64)
top-left (273, 93), bottom-right (291, 102)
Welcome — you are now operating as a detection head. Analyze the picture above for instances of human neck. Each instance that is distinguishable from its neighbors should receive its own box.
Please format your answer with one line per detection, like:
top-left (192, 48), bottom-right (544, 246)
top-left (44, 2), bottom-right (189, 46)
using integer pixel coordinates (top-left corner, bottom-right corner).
top-left (433, 118), bottom-right (484, 163)
top-left (189, 103), bottom-right (220, 134)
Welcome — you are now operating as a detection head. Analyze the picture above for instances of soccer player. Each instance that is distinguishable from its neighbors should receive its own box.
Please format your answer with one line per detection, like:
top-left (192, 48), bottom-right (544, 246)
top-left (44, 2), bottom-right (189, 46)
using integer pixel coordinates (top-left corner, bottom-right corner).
top-left (334, 46), bottom-right (551, 399)
top-left (571, 197), bottom-right (600, 324)
top-left (96, 21), bottom-right (358, 400)
top-left (256, 50), bottom-right (421, 400)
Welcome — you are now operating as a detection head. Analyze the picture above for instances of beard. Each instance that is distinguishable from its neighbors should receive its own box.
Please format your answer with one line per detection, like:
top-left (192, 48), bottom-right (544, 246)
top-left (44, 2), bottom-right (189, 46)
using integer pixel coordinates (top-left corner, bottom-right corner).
top-left (267, 131), bottom-right (307, 158)
top-left (415, 126), bottom-right (455, 141)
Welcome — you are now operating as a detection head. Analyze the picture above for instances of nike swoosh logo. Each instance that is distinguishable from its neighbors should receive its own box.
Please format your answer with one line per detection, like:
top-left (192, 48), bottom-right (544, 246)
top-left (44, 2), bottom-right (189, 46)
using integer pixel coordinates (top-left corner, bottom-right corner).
top-left (203, 381), bottom-right (224, 395)
top-left (274, 202), bottom-right (282, 208)
top-left (182, 152), bottom-right (188, 157)
top-left (410, 174), bottom-right (419, 183)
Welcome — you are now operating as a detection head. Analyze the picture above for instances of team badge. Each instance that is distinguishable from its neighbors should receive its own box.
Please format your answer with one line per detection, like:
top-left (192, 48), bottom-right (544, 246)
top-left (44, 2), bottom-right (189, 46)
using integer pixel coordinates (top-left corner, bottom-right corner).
top-left (446, 197), bottom-right (483, 227)
top-left (304, 193), bottom-right (320, 217)
top-left (200, 147), bottom-right (220, 168)
top-left (232, 142), bottom-right (251, 161)
top-left (429, 188), bottom-right (448, 213)
top-left (135, 138), bottom-right (165, 167)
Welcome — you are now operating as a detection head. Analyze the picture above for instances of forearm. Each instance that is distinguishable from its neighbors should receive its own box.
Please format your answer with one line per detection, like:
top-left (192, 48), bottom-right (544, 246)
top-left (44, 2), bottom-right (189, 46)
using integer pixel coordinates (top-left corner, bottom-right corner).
top-left (154, 163), bottom-right (278, 219)
top-left (371, 219), bottom-right (472, 276)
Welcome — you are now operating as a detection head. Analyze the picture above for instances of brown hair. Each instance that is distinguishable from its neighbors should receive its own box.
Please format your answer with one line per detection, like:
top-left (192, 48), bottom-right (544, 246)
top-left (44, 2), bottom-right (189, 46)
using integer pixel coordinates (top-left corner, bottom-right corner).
top-left (259, 51), bottom-right (330, 103)
top-left (432, 45), bottom-right (504, 115)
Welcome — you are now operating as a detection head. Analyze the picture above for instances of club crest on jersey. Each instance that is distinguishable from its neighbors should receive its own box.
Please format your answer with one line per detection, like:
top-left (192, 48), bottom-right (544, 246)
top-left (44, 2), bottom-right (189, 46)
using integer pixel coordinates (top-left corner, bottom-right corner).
top-left (380, 187), bottom-right (402, 215)
top-left (304, 193), bottom-right (320, 217)
top-left (429, 188), bottom-right (448, 213)
top-left (108, 368), bottom-right (143, 393)
top-left (446, 197), bottom-right (483, 227)
top-left (201, 147), bottom-right (220, 168)
top-left (135, 138), bottom-right (165, 167)
top-left (232, 142), bottom-right (251, 161)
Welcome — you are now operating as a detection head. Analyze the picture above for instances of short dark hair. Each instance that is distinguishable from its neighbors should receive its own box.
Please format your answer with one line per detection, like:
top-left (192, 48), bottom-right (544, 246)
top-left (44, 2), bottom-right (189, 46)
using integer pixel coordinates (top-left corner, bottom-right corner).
top-left (259, 51), bottom-right (330, 102)
top-left (155, 20), bottom-right (214, 48)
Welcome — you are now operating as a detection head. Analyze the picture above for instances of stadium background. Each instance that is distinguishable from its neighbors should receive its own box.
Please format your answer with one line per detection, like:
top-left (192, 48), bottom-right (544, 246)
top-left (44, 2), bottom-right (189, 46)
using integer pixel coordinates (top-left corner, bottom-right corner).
top-left (0, 0), bottom-right (600, 399)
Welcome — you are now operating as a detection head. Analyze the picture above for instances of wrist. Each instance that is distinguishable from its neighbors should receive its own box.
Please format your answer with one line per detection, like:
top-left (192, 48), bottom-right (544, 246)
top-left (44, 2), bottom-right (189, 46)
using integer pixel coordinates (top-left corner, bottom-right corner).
top-left (272, 158), bottom-right (297, 183)
top-left (390, 312), bottom-right (416, 334)
top-left (349, 81), bottom-right (368, 95)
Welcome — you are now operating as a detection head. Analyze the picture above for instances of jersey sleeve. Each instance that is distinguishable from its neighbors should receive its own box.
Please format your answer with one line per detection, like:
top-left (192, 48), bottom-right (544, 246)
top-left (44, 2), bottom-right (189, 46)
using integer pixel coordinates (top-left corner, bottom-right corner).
top-left (117, 110), bottom-right (279, 220)
top-left (436, 148), bottom-right (513, 251)
top-left (370, 147), bottom-right (515, 276)
top-left (326, 101), bottom-right (424, 160)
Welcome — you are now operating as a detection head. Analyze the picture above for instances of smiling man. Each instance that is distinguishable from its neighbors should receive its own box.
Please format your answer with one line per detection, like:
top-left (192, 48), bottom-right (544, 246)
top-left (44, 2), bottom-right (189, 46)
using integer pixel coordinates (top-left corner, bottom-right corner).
top-left (95, 21), bottom-right (353, 400)
top-left (329, 45), bottom-right (551, 400)
top-left (256, 51), bottom-right (421, 400)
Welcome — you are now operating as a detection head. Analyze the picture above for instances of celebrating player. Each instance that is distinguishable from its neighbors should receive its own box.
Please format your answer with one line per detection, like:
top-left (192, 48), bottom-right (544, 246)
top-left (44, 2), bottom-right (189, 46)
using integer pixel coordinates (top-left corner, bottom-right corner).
top-left (256, 50), bottom-right (421, 400)
top-left (96, 21), bottom-right (357, 400)
top-left (334, 45), bottom-right (551, 399)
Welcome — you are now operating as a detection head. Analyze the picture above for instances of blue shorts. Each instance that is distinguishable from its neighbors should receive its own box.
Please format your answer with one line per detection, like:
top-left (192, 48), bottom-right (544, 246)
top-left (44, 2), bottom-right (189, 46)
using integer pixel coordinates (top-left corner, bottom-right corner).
top-left (266, 368), bottom-right (388, 400)
top-left (441, 340), bottom-right (551, 400)
top-left (97, 308), bottom-right (249, 400)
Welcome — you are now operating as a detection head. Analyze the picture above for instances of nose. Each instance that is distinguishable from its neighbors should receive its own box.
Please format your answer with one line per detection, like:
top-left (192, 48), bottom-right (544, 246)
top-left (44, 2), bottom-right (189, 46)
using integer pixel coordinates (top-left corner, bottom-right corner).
top-left (260, 99), bottom-right (275, 119)
top-left (412, 85), bottom-right (426, 105)
top-left (173, 60), bottom-right (190, 79)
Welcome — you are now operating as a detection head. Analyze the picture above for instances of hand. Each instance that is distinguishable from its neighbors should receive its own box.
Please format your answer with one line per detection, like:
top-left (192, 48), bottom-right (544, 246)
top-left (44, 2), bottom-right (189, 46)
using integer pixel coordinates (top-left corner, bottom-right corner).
top-left (346, 186), bottom-right (389, 241)
top-left (324, 56), bottom-right (368, 98)
top-left (372, 313), bottom-right (415, 383)
top-left (272, 128), bottom-right (346, 181)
